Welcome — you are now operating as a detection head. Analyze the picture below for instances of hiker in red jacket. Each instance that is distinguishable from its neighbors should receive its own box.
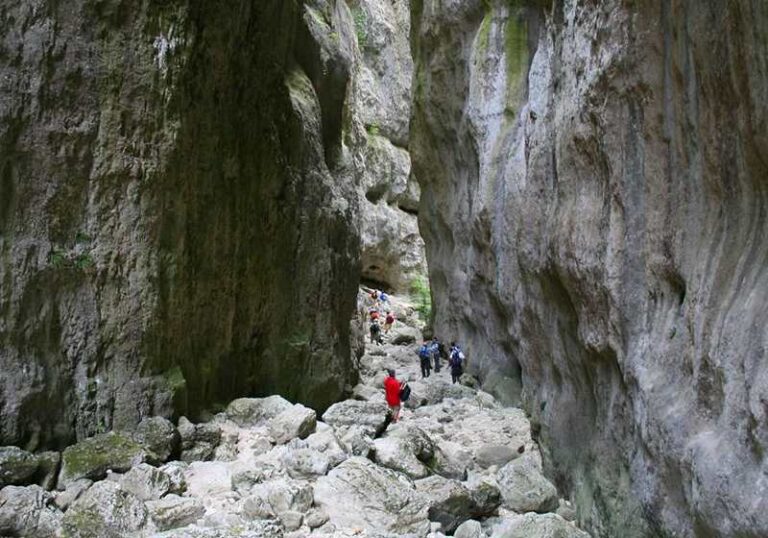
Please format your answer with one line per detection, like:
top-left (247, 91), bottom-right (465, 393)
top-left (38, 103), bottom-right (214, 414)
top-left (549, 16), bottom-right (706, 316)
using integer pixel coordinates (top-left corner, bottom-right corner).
top-left (384, 369), bottom-right (403, 422)
top-left (383, 311), bottom-right (395, 334)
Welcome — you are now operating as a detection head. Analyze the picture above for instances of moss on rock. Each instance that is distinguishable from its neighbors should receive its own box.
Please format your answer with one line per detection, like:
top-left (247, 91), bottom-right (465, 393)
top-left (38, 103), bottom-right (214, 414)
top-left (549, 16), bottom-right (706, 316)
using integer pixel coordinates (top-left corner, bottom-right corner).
top-left (59, 432), bottom-right (149, 488)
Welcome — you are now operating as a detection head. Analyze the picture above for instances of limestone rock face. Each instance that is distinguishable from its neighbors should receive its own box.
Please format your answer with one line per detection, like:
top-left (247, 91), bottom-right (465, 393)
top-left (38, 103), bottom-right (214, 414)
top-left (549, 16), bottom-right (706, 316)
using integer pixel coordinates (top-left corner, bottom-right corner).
top-left (411, 1), bottom-right (768, 537)
top-left (350, 0), bottom-right (426, 291)
top-left (0, 0), bottom-right (361, 449)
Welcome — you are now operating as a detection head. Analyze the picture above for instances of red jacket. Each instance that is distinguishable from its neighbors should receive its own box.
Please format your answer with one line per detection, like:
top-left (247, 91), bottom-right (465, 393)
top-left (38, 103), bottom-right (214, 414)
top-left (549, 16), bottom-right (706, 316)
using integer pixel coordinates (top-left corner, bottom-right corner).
top-left (384, 376), bottom-right (401, 406)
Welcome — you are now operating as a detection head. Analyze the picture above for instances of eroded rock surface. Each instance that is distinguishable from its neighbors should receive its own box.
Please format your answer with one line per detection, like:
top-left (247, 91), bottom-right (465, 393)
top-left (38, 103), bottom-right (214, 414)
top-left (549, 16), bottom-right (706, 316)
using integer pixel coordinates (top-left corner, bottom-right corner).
top-left (411, 1), bottom-right (768, 536)
top-left (0, 0), bottom-right (360, 449)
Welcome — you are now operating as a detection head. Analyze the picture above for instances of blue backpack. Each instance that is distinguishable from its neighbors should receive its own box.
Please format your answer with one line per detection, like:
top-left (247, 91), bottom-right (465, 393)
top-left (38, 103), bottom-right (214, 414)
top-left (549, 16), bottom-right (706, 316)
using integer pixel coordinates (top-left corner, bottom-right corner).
top-left (419, 345), bottom-right (430, 360)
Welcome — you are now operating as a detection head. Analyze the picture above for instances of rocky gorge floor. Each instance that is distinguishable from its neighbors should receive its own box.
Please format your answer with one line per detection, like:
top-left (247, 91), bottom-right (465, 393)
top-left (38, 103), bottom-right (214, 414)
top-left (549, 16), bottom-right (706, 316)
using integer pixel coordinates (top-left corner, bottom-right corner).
top-left (0, 292), bottom-right (590, 538)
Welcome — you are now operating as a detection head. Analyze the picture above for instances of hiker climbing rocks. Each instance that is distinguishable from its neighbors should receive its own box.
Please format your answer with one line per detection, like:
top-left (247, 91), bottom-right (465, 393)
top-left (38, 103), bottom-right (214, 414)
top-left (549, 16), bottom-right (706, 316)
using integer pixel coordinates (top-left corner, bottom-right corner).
top-left (383, 311), bottom-right (395, 334)
top-left (369, 289), bottom-right (380, 305)
top-left (370, 319), bottom-right (383, 345)
top-left (418, 340), bottom-right (432, 378)
top-left (384, 369), bottom-right (404, 423)
top-left (369, 307), bottom-right (380, 322)
top-left (379, 291), bottom-right (390, 307)
top-left (449, 342), bottom-right (465, 384)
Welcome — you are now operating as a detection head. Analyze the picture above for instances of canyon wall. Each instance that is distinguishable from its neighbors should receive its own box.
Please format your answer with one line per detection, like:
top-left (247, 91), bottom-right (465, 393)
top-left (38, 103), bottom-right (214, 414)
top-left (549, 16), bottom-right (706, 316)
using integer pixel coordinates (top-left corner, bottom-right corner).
top-left (0, 0), bottom-right (362, 450)
top-left (411, 0), bottom-right (768, 536)
top-left (350, 0), bottom-right (426, 293)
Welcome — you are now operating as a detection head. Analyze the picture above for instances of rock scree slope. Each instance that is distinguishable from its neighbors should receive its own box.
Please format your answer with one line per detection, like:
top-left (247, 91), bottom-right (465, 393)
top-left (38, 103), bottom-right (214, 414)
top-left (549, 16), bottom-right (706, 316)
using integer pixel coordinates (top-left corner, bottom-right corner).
top-left (0, 291), bottom-right (591, 538)
top-left (411, 1), bottom-right (768, 537)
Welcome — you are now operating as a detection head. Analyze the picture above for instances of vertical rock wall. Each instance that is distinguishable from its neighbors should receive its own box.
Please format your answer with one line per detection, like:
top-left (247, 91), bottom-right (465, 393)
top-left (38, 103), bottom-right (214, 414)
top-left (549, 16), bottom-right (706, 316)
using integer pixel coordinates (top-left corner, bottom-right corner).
top-left (348, 0), bottom-right (426, 293)
top-left (411, 0), bottom-right (768, 536)
top-left (0, 0), bottom-right (361, 449)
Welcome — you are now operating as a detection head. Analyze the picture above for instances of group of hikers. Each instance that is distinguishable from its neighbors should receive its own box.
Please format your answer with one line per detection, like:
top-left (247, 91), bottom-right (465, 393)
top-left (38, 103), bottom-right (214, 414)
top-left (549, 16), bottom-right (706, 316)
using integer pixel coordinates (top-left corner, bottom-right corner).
top-left (418, 337), bottom-right (466, 384)
top-left (368, 289), bottom-right (396, 345)
top-left (367, 287), bottom-right (469, 423)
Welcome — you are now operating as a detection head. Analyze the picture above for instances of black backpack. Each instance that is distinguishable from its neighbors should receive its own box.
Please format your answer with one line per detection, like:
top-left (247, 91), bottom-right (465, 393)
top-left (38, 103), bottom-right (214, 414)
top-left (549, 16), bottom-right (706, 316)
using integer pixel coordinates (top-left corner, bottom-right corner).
top-left (399, 383), bottom-right (411, 402)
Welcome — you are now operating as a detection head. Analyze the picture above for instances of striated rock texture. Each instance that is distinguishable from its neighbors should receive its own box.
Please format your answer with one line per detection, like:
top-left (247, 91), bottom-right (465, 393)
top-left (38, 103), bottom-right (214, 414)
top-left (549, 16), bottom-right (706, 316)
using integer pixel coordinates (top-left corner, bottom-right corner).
top-left (348, 0), bottom-right (426, 292)
top-left (0, 0), bottom-right (361, 449)
top-left (411, 1), bottom-right (768, 537)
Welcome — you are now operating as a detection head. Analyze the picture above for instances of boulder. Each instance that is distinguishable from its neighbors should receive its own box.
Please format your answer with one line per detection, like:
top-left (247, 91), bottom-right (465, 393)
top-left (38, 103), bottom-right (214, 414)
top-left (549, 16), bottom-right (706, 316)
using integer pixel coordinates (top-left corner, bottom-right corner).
top-left (305, 424), bottom-right (347, 468)
top-left (160, 461), bottom-right (189, 494)
top-left (35, 451), bottom-right (62, 490)
top-left (185, 461), bottom-right (233, 499)
top-left (0, 485), bottom-right (63, 537)
top-left (466, 475), bottom-right (502, 516)
top-left (150, 520), bottom-right (284, 537)
top-left (242, 478), bottom-right (313, 520)
top-left (304, 508), bottom-right (329, 529)
top-left (179, 420), bottom-right (221, 463)
top-left (321, 400), bottom-right (389, 434)
top-left (373, 436), bottom-right (430, 478)
top-left (496, 457), bottom-right (559, 513)
top-left (132, 416), bottom-right (180, 463)
top-left (416, 475), bottom-right (478, 534)
top-left (61, 480), bottom-right (148, 537)
top-left (280, 447), bottom-right (331, 478)
top-left (269, 404), bottom-right (317, 444)
top-left (490, 513), bottom-right (591, 538)
top-left (431, 442), bottom-right (470, 480)
top-left (278, 510), bottom-right (304, 531)
top-left (54, 478), bottom-right (93, 510)
top-left (146, 494), bottom-right (205, 531)
top-left (475, 444), bottom-right (523, 469)
top-left (372, 423), bottom-right (436, 478)
top-left (119, 462), bottom-right (172, 500)
top-left (226, 396), bottom-right (294, 427)
top-left (313, 456), bottom-right (430, 535)
top-left (58, 432), bottom-right (149, 488)
top-left (0, 446), bottom-right (41, 487)
top-left (335, 425), bottom-right (375, 457)
top-left (455, 519), bottom-right (484, 538)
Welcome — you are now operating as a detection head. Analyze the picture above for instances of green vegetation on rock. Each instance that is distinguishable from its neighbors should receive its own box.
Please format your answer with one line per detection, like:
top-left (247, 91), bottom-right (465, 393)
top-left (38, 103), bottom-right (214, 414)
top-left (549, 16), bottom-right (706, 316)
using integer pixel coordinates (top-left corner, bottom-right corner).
top-left (410, 275), bottom-right (432, 324)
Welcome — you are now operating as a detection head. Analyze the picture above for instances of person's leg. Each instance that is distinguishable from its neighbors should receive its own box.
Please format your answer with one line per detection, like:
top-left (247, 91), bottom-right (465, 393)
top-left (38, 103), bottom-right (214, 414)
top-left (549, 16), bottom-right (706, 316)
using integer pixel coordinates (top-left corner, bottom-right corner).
top-left (393, 405), bottom-right (400, 422)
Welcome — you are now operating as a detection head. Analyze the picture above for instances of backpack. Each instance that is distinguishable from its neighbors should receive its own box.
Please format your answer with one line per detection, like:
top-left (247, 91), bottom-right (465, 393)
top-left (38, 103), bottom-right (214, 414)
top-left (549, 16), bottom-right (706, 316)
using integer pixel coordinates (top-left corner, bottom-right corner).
top-left (419, 345), bottom-right (430, 359)
top-left (399, 383), bottom-right (411, 402)
top-left (370, 322), bottom-right (380, 333)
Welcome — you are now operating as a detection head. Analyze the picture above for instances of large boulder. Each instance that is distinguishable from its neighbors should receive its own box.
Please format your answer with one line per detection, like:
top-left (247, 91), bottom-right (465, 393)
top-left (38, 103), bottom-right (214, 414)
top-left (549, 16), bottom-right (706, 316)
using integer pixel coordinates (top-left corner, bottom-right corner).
top-left (0, 446), bottom-right (41, 487)
top-left (372, 424), bottom-right (435, 479)
top-left (241, 478), bottom-right (313, 519)
top-left (146, 494), bottom-right (205, 532)
top-left (0, 485), bottom-right (63, 538)
top-left (280, 447), bottom-right (330, 479)
top-left (305, 423), bottom-right (348, 468)
top-left (118, 462), bottom-right (173, 501)
top-left (455, 519), bottom-right (484, 538)
top-left (490, 513), bottom-right (591, 538)
top-left (184, 461), bottom-right (232, 499)
top-left (61, 480), bottom-right (148, 538)
top-left (178, 417), bottom-right (221, 463)
top-left (268, 404), bottom-right (317, 444)
top-left (322, 400), bottom-right (389, 435)
top-left (313, 456), bottom-right (430, 535)
top-left (226, 396), bottom-right (294, 427)
top-left (416, 475), bottom-right (480, 534)
top-left (131, 416), bottom-right (180, 463)
top-left (496, 457), bottom-right (559, 513)
top-left (58, 432), bottom-right (149, 488)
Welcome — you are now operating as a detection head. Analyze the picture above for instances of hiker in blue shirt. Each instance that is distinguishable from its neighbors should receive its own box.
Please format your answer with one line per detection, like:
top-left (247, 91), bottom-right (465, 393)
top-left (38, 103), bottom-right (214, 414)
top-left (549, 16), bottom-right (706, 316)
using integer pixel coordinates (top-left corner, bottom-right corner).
top-left (418, 340), bottom-right (432, 378)
top-left (430, 338), bottom-right (442, 373)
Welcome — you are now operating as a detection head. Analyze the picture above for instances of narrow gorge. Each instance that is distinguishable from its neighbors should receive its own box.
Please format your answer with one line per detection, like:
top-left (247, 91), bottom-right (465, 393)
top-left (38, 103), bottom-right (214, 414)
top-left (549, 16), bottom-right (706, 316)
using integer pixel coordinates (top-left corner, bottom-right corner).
top-left (0, 1), bottom-right (766, 537)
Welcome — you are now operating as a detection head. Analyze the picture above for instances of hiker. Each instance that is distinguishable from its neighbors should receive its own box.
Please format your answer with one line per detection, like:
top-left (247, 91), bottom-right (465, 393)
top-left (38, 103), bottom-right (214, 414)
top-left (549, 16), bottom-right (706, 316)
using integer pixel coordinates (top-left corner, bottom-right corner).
top-left (370, 289), bottom-right (380, 308)
top-left (379, 291), bottom-right (390, 307)
top-left (449, 342), bottom-right (465, 384)
top-left (369, 307), bottom-right (380, 322)
top-left (370, 319), bottom-right (383, 345)
top-left (383, 311), bottom-right (396, 334)
top-left (431, 337), bottom-right (442, 373)
top-left (384, 369), bottom-right (404, 423)
top-left (418, 340), bottom-right (432, 378)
